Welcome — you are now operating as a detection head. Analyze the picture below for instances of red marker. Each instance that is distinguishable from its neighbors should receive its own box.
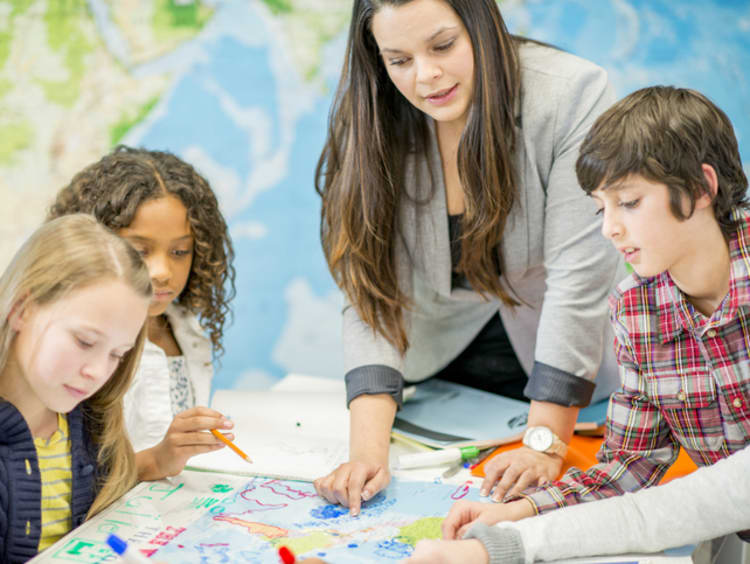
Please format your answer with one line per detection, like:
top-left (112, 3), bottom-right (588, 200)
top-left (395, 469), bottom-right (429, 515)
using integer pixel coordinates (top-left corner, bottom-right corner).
top-left (278, 546), bottom-right (296, 564)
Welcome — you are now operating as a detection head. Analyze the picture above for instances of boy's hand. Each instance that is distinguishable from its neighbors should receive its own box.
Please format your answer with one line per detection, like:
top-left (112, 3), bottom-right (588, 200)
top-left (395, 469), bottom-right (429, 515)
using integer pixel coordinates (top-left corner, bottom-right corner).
top-left (441, 499), bottom-right (534, 540)
top-left (137, 406), bottom-right (233, 481)
top-left (313, 459), bottom-right (391, 517)
top-left (480, 447), bottom-right (562, 501)
top-left (403, 539), bottom-right (489, 564)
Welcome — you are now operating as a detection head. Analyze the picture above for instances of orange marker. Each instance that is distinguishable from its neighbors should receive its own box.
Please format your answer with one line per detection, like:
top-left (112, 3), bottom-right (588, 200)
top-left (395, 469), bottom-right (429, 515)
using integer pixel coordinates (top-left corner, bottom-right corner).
top-left (210, 429), bottom-right (252, 463)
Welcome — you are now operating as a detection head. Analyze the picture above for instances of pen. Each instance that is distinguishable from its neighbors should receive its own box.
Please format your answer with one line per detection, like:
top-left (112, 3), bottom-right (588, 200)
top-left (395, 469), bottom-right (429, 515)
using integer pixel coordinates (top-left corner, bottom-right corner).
top-left (210, 428), bottom-right (253, 463)
top-left (469, 446), bottom-right (496, 470)
top-left (278, 545), bottom-right (296, 563)
top-left (397, 446), bottom-right (480, 470)
top-left (106, 533), bottom-right (150, 563)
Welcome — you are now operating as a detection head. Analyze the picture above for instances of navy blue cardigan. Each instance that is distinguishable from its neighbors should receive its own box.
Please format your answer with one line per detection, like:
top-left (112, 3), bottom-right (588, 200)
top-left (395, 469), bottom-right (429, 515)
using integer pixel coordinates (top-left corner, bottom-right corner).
top-left (0, 401), bottom-right (98, 563)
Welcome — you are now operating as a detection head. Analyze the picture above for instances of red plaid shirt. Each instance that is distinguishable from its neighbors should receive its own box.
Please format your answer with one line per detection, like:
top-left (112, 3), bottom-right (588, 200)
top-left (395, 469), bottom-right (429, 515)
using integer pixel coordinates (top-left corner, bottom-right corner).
top-left (524, 208), bottom-right (750, 513)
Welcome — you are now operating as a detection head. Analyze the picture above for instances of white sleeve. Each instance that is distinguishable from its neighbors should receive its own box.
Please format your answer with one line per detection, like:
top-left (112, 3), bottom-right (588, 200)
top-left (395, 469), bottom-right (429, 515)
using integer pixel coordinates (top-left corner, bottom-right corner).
top-left (503, 445), bottom-right (750, 562)
top-left (123, 347), bottom-right (173, 453)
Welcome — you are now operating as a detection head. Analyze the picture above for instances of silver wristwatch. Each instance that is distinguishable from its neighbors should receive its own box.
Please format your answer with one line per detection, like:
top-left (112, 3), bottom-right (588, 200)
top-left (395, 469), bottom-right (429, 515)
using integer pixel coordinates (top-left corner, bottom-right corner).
top-left (522, 426), bottom-right (568, 457)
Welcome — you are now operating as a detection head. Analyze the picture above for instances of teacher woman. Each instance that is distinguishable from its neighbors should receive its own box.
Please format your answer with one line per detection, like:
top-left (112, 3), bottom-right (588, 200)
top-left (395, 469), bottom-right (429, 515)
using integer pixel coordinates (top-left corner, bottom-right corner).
top-left (314, 0), bottom-right (624, 515)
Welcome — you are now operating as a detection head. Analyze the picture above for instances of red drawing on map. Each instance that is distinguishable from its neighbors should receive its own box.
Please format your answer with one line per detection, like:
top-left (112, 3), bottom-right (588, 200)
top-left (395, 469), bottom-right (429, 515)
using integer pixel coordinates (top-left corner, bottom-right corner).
top-left (260, 480), bottom-right (317, 500)
top-left (450, 482), bottom-right (472, 500)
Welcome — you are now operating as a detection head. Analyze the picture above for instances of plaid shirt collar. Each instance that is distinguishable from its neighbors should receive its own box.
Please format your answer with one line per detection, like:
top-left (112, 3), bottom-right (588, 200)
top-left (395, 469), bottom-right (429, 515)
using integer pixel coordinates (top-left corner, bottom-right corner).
top-left (640, 208), bottom-right (750, 345)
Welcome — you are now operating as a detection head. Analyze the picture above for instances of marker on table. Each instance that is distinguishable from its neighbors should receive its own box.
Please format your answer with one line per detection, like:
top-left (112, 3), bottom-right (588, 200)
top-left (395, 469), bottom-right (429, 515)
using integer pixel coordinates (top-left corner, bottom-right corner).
top-left (210, 428), bottom-right (253, 463)
top-left (106, 534), bottom-right (150, 563)
top-left (397, 446), bottom-right (480, 470)
top-left (278, 545), bottom-right (296, 563)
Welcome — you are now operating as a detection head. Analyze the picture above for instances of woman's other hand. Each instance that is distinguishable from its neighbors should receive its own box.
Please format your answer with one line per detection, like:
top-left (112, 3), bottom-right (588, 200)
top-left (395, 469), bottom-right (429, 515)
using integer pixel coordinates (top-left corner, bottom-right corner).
top-left (480, 446), bottom-right (562, 501)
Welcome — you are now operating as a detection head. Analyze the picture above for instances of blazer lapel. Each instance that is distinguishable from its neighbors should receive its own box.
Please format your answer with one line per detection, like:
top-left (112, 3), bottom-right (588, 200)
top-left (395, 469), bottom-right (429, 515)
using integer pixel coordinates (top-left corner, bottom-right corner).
top-left (420, 119), bottom-right (453, 297)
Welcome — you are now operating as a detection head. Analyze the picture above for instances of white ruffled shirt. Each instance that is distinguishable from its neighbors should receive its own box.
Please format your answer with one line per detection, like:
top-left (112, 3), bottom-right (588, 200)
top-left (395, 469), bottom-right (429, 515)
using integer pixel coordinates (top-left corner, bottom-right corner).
top-left (123, 304), bottom-right (213, 453)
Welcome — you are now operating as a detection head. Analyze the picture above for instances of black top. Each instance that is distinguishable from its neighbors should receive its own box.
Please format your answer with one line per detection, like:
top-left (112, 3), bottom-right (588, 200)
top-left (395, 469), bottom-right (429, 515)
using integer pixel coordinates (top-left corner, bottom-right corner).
top-left (438, 214), bottom-right (527, 400)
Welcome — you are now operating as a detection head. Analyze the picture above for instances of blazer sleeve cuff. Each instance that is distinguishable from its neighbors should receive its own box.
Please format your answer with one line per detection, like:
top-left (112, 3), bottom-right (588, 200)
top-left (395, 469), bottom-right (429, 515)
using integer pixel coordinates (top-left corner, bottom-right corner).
top-left (345, 365), bottom-right (404, 408)
top-left (524, 361), bottom-right (594, 407)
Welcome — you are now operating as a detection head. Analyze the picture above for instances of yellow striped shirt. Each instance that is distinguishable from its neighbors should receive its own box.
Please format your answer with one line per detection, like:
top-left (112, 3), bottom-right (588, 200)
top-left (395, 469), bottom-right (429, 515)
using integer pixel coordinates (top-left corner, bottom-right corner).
top-left (34, 413), bottom-right (72, 551)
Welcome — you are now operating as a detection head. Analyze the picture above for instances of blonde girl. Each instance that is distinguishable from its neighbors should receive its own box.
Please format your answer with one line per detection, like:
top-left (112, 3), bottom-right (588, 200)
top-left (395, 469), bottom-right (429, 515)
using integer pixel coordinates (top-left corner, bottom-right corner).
top-left (0, 214), bottom-right (151, 562)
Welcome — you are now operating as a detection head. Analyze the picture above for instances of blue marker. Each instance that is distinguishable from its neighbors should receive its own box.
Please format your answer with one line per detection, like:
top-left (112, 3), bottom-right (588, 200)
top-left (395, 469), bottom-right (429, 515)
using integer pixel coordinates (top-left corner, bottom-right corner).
top-left (106, 534), bottom-right (150, 563)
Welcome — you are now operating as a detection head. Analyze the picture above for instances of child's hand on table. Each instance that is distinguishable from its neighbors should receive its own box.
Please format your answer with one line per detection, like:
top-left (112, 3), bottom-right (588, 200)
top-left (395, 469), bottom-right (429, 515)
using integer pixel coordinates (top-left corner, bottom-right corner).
top-left (403, 539), bottom-right (489, 563)
top-left (442, 498), bottom-right (535, 539)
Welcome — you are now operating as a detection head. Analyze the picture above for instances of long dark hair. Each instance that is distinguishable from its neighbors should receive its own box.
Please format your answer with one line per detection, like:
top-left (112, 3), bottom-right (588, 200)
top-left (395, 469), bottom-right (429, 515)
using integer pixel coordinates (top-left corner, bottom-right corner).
top-left (316, 0), bottom-right (520, 354)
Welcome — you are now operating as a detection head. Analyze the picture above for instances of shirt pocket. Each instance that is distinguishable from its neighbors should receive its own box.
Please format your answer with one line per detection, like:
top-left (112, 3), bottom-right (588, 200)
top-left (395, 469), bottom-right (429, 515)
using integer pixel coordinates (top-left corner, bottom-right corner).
top-left (715, 377), bottom-right (750, 442)
top-left (648, 372), bottom-right (724, 452)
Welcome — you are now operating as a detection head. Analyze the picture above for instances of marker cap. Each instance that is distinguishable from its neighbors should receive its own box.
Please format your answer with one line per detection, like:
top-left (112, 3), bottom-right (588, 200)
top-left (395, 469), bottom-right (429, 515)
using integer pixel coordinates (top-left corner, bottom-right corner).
top-left (106, 534), bottom-right (127, 555)
top-left (459, 446), bottom-right (480, 461)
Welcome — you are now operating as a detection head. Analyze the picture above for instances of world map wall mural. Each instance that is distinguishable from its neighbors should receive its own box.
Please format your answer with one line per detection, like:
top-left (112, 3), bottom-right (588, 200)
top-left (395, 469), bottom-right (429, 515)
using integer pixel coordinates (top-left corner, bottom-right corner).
top-left (2, 0), bottom-right (748, 391)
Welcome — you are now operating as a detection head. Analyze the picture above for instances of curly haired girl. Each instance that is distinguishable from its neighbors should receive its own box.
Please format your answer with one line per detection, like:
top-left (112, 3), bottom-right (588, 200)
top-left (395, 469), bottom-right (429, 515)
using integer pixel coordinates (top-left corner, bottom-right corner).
top-left (48, 146), bottom-right (237, 480)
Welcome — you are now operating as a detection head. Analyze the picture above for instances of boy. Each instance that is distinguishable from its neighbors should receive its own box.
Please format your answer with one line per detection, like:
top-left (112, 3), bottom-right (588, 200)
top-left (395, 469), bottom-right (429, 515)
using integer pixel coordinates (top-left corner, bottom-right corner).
top-left (430, 86), bottom-right (750, 562)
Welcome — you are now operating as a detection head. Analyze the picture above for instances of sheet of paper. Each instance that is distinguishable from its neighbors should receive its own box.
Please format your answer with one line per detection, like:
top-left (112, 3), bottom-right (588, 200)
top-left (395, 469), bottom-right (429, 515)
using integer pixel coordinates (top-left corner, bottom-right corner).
top-left (210, 389), bottom-right (349, 440)
top-left (187, 430), bottom-right (348, 482)
top-left (185, 389), bottom-right (349, 481)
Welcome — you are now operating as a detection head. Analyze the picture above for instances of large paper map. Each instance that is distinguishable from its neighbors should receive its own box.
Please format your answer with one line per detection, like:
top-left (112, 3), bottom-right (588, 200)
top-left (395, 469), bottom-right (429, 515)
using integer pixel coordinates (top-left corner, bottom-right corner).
top-left (31, 471), bottom-right (482, 563)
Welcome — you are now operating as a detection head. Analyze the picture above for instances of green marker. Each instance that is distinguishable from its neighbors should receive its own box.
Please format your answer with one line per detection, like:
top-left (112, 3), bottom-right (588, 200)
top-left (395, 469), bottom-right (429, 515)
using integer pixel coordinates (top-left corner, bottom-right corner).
top-left (397, 445), bottom-right (480, 469)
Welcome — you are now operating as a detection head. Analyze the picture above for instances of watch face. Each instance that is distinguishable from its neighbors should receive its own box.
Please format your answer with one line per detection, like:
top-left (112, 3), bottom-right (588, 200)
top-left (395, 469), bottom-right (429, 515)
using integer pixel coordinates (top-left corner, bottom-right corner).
top-left (527, 427), bottom-right (553, 451)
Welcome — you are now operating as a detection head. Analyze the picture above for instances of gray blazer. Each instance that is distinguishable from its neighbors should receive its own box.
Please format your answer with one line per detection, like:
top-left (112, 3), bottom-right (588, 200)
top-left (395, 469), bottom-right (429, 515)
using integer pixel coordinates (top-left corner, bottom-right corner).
top-left (343, 42), bottom-right (626, 407)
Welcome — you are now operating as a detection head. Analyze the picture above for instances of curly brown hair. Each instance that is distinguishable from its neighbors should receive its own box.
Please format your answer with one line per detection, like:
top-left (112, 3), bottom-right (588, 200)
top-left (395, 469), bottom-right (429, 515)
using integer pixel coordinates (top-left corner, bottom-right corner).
top-left (47, 145), bottom-right (236, 358)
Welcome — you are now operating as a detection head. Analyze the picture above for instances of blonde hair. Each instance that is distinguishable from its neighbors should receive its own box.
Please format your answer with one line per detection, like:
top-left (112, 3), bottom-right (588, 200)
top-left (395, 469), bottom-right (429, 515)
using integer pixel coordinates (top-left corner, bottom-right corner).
top-left (0, 214), bottom-right (152, 517)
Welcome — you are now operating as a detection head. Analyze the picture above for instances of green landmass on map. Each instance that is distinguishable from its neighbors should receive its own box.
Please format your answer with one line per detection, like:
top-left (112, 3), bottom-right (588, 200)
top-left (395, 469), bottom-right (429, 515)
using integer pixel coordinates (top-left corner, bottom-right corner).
top-left (261, 0), bottom-right (293, 15)
top-left (153, 0), bottom-right (214, 43)
top-left (38, 0), bottom-right (95, 107)
top-left (110, 96), bottom-right (160, 146)
top-left (397, 516), bottom-right (444, 546)
top-left (0, 29), bottom-right (11, 70)
top-left (0, 78), bottom-right (12, 97)
top-left (271, 530), bottom-right (334, 555)
top-left (0, 1), bottom-right (33, 69)
top-left (0, 120), bottom-right (33, 164)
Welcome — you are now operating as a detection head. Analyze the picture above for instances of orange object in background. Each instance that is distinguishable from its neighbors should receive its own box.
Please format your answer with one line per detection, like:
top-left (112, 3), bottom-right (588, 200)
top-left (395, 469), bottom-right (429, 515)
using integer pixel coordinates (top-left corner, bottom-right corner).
top-left (471, 435), bottom-right (698, 485)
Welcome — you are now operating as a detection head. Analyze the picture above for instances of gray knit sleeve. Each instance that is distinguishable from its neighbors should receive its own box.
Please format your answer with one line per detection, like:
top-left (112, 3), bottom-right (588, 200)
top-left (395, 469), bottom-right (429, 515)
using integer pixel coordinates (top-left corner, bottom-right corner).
top-left (344, 365), bottom-right (404, 408)
top-left (524, 361), bottom-right (595, 407)
top-left (463, 522), bottom-right (525, 564)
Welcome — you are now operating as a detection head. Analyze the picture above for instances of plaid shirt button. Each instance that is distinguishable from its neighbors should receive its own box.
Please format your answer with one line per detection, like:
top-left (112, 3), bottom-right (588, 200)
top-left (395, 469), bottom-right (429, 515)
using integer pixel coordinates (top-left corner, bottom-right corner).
top-left (733, 397), bottom-right (744, 409)
top-left (706, 329), bottom-right (717, 338)
top-left (677, 390), bottom-right (686, 401)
